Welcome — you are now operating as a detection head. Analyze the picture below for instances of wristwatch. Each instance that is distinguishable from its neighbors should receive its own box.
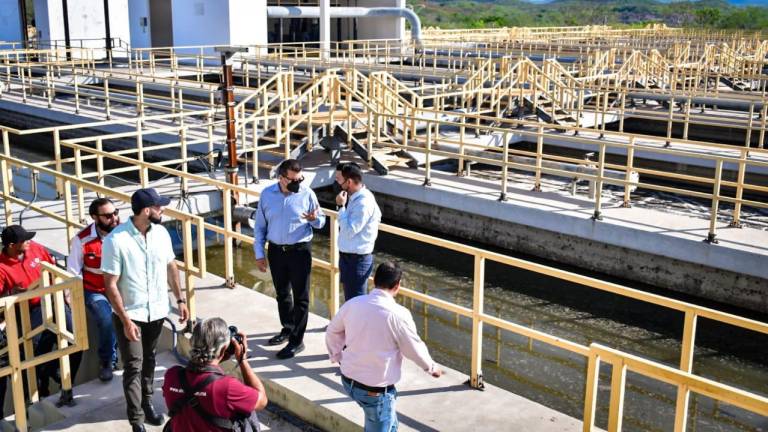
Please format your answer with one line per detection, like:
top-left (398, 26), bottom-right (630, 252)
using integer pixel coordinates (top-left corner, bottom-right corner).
top-left (176, 299), bottom-right (186, 305)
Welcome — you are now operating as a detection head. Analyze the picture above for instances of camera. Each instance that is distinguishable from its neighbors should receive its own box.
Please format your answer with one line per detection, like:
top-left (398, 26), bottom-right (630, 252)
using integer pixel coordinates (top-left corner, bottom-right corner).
top-left (226, 325), bottom-right (244, 356)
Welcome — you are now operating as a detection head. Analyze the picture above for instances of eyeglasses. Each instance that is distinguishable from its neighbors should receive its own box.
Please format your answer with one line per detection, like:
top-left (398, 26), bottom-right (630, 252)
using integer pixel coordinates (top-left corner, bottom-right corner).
top-left (281, 175), bottom-right (304, 183)
top-left (97, 209), bottom-right (119, 218)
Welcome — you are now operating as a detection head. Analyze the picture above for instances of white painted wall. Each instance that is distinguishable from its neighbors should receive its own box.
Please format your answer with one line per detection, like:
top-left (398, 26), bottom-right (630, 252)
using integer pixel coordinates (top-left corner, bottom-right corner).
top-left (171, 0), bottom-right (229, 54)
top-left (0, 0), bottom-right (23, 43)
top-left (33, 0), bottom-right (65, 42)
top-left (108, 0), bottom-right (132, 49)
top-left (128, 0), bottom-right (151, 48)
top-left (229, 0), bottom-right (267, 47)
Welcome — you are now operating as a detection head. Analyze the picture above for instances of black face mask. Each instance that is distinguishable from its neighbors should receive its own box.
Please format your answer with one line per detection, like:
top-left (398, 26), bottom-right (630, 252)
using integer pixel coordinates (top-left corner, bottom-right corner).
top-left (332, 181), bottom-right (343, 195)
top-left (286, 179), bottom-right (301, 193)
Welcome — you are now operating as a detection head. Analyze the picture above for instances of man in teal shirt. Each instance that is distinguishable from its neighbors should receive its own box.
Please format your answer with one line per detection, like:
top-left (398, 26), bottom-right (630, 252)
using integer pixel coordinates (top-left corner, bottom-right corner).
top-left (102, 188), bottom-right (189, 432)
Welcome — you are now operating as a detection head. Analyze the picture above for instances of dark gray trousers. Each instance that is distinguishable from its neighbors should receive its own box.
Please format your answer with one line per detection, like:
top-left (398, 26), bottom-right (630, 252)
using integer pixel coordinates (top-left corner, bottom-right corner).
top-left (113, 315), bottom-right (164, 425)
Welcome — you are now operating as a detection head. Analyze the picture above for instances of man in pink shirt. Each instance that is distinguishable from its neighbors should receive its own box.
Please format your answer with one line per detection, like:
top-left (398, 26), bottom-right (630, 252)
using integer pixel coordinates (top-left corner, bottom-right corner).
top-left (325, 262), bottom-right (443, 431)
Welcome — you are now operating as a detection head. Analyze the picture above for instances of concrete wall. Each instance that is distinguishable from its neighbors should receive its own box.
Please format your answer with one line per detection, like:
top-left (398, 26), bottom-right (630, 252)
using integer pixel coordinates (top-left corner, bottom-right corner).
top-left (0, 0), bottom-right (23, 43)
top-left (33, 0), bottom-right (64, 42)
top-left (127, 0), bottom-right (151, 48)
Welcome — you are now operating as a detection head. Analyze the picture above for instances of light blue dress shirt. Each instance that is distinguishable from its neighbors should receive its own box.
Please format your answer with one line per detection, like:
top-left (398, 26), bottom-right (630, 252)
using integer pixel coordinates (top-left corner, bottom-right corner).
top-left (101, 219), bottom-right (176, 323)
top-left (338, 186), bottom-right (381, 255)
top-left (253, 183), bottom-right (326, 260)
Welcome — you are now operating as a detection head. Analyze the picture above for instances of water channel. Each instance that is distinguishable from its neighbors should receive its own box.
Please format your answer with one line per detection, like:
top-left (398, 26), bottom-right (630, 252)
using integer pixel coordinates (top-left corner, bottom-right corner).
top-left (195, 215), bottom-right (768, 432)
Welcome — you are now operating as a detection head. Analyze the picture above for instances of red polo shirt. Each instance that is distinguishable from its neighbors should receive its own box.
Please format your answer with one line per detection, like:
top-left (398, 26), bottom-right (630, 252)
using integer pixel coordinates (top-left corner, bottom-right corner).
top-left (0, 241), bottom-right (54, 306)
top-left (162, 365), bottom-right (261, 432)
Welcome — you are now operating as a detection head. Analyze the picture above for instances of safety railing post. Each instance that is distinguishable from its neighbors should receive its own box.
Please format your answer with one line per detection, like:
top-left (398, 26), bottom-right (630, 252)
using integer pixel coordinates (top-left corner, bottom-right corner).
top-left (329, 215), bottom-right (341, 318)
top-left (424, 123), bottom-right (432, 186)
top-left (534, 126), bottom-right (544, 191)
top-left (74, 148), bottom-right (85, 223)
top-left (582, 350), bottom-right (600, 432)
top-left (469, 255), bottom-right (485, 389)
top-left (182, 218), bottom-right (196, 326)
top-left (673, 309), bottom-right (698, 432)
top-left (706, 159), bottom-right (723, 243)
top-left (54, 129), bottom-right (64, 198)
top-left (593, 141), bottom-right (606, 220)
top-left (607, 359), bottom-right (627, 432)
top-left (4, 303), bottom-right (28, 432)
top-left (731, 148), bottom-right (747, 228)
top-left (222, 188), bottom-right (235, 288)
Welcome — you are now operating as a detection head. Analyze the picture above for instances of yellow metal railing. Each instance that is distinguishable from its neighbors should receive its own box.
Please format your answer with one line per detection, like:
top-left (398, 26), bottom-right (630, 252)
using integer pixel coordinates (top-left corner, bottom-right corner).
top-left (0, 262), bottom-right (88, 431)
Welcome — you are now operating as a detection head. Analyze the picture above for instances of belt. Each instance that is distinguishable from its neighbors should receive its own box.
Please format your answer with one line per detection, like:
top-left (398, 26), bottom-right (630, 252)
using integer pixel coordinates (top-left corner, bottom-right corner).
top-left (270, 242), bottom-right (310, 252)
top-left (341, 374), bottom-right (394, 394)
top-left (339, 252), bottom-right (371, 257)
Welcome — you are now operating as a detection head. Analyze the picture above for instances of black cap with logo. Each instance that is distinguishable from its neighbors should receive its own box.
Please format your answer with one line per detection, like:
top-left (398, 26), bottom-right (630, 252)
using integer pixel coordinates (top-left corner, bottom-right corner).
top-left (1, 225), bottom-right (36, 247)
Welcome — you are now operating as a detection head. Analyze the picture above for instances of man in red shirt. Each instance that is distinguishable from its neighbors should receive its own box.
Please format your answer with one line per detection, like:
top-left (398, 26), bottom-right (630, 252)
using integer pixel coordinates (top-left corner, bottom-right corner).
top-left (0, 225), bottom-right (82, 409)
top-left (163, 317), bottom-right (267, 431)
top-left (67, 198), bottom-right (121, 382)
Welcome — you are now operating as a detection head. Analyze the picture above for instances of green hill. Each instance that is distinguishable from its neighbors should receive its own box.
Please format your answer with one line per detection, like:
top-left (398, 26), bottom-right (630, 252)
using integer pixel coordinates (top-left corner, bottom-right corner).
top-left (409, 0), bottom-right (768, 29)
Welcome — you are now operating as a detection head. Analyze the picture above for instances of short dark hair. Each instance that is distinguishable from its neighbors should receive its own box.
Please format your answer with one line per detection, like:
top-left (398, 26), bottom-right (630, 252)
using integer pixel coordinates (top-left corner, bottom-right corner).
top-left (341, 163), bottom-right (363, 184)
top-left (89, 198), bottom-right (113, 217)
top-left (277, 159), bottom-right (302, 178)
top-left (374, 262), bottom-right (402, 290)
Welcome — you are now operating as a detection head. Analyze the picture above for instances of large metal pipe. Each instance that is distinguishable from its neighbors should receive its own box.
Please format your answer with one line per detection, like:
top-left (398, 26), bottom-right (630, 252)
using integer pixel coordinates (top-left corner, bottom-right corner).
top-left (267, 6), bottom-right (422, 46)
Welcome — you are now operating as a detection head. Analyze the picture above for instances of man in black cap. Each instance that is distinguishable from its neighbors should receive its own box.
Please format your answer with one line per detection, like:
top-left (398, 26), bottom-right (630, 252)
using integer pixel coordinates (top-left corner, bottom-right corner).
top-left (0, 225), bottom-right (82, 410)
top-left (101, 188), bottom-right (189, 432)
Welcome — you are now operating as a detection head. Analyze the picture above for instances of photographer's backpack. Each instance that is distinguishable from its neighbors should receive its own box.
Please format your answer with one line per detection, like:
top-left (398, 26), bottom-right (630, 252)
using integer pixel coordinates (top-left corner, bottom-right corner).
top-left (164, 367), bottom-right (260, 432)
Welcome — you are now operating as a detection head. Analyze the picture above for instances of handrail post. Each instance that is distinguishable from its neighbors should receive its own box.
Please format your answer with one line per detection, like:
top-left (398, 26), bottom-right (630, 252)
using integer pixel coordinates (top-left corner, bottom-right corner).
top-left (4, 303), bottom-right (28, 432)
top-left (54, 129), bottom-right (64, 198)
top-left (182, 218), bottom-right (196, 327)
top-left (424, 123), bottom-right (432, 186)
top-left (730, 148), bottom-right (747, 228)
top-left (582, 350), bottom-right (600, 432)
top-left (673, 309), bottom-right (698, 432)
top-left (607, 358), bottom-right (627, 432)
top-left (222, 188), bottom-right (235, 288)
top-left (329, 215), bottom-right (340, 318)
top-left (593, 141), bottom-right (606, 221)
top-left (706, 159), bottom-right (723, 243)
top-left (469, 255), bottom-right (485, 389)
top-left (534, 125), bottom-right (544, 192)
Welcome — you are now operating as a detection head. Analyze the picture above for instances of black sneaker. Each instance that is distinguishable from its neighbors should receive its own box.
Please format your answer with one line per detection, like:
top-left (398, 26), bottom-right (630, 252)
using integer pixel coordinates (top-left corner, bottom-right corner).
top-left (99, 361), bottom-right (113, 382)
top-left (141, 401), bottom-right (164, 426)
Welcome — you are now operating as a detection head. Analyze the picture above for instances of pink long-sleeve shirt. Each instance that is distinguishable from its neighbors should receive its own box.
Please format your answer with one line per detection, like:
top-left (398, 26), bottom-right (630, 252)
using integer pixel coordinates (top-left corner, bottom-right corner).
top-left (325, 288), bottom-right (437, 387)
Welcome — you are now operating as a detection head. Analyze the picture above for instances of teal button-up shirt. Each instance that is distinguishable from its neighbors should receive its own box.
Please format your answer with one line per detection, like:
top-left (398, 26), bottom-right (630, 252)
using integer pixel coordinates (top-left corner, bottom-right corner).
top-left (101, 219), bottom-right (176, 323)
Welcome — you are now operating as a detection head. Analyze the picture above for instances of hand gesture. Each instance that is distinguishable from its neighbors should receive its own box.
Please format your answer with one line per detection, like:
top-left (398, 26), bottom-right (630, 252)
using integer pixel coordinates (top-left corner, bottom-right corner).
top-left (431, 365), bottom-right (443, 378)
top-left (335, 191), bottom-right (348, 207)
top-left (255, 258), bottom-right (268, 273)
top-left (233, 332), bottom-right (248, 362)
top-left (123, 319), bottom-right (141, 342)
top-left (178, 302), bottom-right (189, 324)
top-left (302, 208), bottom-right (318, 222)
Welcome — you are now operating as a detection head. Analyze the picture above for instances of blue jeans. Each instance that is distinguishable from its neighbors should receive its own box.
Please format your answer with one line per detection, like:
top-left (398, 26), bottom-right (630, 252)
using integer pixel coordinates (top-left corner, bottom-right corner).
top-left (84, 290), bottom-right (118, 364)
top-left (340, 253), bottom-right (373, 302)
top-left (342, 377), bottom-right (398, 432)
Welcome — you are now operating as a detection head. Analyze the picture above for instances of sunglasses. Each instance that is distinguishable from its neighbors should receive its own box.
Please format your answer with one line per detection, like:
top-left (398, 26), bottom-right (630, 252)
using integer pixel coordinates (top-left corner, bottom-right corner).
top-left (97, 209), bottom-right (120, 218)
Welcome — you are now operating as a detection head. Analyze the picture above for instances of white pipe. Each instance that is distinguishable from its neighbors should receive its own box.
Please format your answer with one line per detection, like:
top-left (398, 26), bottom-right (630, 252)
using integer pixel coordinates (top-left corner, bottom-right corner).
top-left (267, 6), bottom-right (422, 46)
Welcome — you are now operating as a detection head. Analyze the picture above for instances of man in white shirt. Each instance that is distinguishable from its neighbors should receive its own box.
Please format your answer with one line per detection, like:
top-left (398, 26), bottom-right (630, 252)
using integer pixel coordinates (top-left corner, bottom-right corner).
top-left (325, 262), bottom-right (442, 431)
top-left (335, 163), bottom-right (381, 301)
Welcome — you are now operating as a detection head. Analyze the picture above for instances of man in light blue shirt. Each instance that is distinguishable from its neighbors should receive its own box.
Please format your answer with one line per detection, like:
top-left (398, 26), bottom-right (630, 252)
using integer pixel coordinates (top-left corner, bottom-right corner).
top-left (254, 159), bottom-right (325, 359)
top-left (102, 188), bottom-right (189, 432)
top-left (335, 163), bottom-right (381, 301)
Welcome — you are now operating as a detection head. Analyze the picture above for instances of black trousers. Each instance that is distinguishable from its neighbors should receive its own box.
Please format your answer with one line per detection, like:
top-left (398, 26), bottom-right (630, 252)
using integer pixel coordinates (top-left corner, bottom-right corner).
top-left (267, 244), bottom-right (312, 346)
top-left (113, 316), bottom-right (164, 425)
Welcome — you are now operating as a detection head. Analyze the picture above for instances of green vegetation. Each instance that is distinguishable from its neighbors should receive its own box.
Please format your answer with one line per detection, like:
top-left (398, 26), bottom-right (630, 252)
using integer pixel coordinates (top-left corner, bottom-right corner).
top-left (407, 0), bottom-right (768, 30)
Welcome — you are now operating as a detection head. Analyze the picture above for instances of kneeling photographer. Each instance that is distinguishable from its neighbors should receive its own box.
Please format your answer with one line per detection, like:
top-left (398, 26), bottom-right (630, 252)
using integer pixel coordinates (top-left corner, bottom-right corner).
top-left (162, 318), bottom-right (267, 432)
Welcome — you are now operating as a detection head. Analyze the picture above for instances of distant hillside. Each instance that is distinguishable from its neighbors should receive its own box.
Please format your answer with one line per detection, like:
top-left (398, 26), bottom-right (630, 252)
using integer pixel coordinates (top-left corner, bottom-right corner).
top-left (409, 0), bottom-right (768, 29)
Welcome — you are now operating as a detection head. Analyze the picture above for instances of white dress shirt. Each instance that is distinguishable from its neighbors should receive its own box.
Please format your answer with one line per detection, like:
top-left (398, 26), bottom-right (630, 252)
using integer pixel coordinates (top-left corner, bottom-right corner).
top-left (338, 186), bottom-right (381, 255)
top-left (325, 288), bottom-right (436, 387)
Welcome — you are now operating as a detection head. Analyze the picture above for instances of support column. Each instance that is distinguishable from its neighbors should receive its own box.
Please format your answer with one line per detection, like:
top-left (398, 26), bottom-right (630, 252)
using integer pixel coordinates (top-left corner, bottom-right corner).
top-left (320, 0), bottom-right (331, 59)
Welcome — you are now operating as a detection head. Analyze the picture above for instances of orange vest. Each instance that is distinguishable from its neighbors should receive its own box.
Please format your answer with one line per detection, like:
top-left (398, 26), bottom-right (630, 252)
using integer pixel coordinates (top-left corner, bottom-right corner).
top-left (78, 225), bottom-right (105, 293)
